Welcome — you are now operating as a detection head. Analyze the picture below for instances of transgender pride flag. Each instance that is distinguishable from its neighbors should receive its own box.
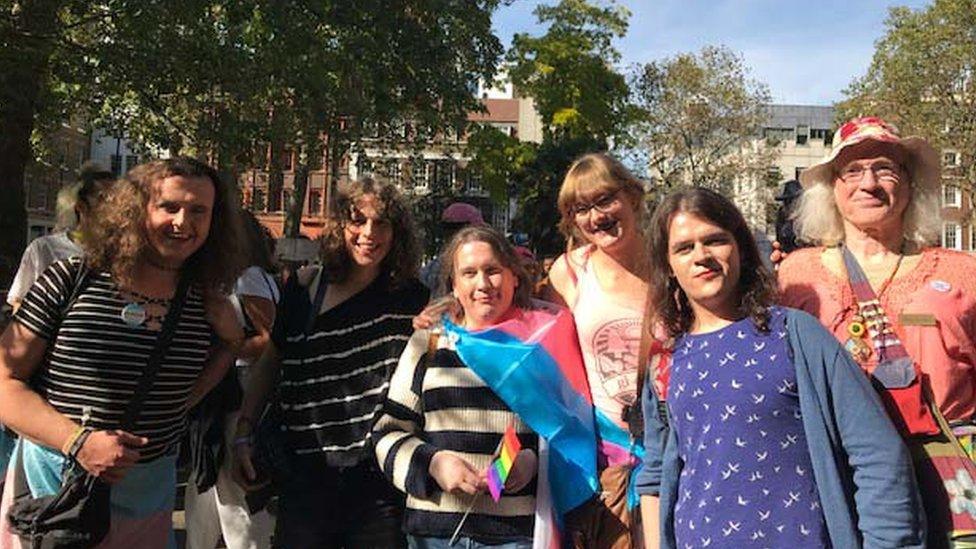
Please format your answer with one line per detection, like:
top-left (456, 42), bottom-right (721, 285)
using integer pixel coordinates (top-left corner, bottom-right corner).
top-left (443, 303), bottom-right (641, 546)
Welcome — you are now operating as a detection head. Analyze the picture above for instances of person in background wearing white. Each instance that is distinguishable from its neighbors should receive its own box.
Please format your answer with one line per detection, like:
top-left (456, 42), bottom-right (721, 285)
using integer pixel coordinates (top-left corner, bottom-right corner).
top-left (185, 210), bottom-right (280, 549)
top-left (6, 162), bottom-right (113, 313)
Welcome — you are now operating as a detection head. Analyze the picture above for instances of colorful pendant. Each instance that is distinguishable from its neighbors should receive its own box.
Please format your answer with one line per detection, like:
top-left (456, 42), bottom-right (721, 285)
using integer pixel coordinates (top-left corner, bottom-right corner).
top-left (120, 302), bottom-right (147, 327)
top-left (848, 314), bottom-right (867, 339)
top-left (845, 337), bottom-right (872, 362)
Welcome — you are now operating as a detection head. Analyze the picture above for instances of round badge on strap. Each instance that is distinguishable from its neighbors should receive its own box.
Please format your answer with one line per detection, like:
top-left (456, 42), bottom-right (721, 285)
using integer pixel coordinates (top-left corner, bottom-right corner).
top-left (120, 302), bottom-right (147, 327)
top-left (930, 280), bottom-right (951, 293)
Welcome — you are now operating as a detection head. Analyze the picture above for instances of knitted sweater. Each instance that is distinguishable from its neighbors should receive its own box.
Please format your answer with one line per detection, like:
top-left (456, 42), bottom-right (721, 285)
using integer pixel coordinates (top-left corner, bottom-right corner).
top-left (372, 329), bottom-right (539, 543)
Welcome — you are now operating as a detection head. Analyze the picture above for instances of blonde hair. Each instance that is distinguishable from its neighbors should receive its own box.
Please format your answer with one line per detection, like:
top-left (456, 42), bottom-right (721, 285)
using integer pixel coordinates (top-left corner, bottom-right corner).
top-left (54, 183), bottom-right (82, 231)
top-left (556, 153), bottom-right (646, 254)
top-left (792, 177), bottom-right (941, 248)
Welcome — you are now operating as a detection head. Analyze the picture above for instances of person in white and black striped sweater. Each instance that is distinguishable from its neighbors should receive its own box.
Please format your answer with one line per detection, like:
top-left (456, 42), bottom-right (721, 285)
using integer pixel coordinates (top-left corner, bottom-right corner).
top-left (373, 226), bottom-right (540, 549)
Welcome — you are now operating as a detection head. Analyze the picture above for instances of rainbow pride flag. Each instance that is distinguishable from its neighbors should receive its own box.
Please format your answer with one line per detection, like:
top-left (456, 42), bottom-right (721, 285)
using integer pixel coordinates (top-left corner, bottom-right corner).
top-left (486, 423), bottom-right (523, 502)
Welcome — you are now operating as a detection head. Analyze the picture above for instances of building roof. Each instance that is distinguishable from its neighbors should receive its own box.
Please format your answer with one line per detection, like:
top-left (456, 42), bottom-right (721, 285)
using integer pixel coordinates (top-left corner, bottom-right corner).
top-left (764, 104), bottom-right (835, 130)
top-left (467, 98), bottom-right (520, 123)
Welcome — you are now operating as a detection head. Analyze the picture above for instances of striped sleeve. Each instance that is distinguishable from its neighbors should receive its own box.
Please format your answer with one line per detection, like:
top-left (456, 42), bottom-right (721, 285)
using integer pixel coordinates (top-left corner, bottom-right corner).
top-left (372, 328), bottom-right (441, 499)
top-left (13, 258), bottom-right (79, 340)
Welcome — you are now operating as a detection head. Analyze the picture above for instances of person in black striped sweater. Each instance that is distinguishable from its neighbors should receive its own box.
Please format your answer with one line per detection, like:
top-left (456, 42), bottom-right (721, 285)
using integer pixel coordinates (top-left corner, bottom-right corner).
top-left (374, 225), bottom-right (540, 549)
top-left (233, 178), bottom-right (428, 548)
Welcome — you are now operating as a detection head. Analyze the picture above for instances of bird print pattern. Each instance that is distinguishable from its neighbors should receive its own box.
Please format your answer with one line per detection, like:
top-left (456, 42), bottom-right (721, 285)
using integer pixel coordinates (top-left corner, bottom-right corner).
top-left (669, 307), bottom-right (830, 548)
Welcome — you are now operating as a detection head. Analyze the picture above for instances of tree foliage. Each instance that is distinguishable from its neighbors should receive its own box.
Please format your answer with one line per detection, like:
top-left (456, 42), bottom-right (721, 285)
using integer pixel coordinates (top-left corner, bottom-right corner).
top-left (510, 135), bottom-right (605, 256)
top-left (468, 0), bottom-right (634, 253)
top-left (0, 0), bottom-right (505, 279)
top-left (838, 0), bottom-right (976, 195)
top-left (464, 124), bottom-right (536, 202)
top-left (506, 0), bottom-right (631, 143)
top-left (630, 45), bottom-right (776, 193)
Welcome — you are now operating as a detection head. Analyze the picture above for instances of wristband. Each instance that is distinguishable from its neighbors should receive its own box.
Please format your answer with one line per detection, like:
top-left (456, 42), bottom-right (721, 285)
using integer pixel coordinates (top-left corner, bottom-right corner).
top-left (66, 428), bottom-right (94, 459)
top-left (61, 426), bottom-right (86, 456)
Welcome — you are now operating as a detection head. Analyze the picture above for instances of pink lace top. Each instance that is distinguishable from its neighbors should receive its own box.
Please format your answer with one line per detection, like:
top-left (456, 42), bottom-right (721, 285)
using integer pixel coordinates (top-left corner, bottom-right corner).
top-left (778, 247), bottom-right (976, 423)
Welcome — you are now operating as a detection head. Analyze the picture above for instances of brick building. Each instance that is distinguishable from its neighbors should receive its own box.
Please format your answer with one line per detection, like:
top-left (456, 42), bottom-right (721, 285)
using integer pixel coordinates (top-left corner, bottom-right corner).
top-left (23, 124), bottom-right (91, 241)
top-left (239, 77), bottom-right (543, 241)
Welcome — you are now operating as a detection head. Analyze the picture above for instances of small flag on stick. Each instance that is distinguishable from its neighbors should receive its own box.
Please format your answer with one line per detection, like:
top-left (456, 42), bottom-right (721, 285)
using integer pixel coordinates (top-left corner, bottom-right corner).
top-left (486, 422), bottom-right (522, 502)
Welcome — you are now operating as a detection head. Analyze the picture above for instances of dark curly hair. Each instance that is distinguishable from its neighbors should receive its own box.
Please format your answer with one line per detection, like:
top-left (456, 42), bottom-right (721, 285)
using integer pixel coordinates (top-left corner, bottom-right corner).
top-left (319, 177), bottom-right (419, 288)
top-left (646, 186), bottom-right (776, 341)
top-left (438, 225), bottom-right (533, 311)
top-left (241, 210), bottom-right (278, 274)
top-left (82, 157), bottom-right (247, 295)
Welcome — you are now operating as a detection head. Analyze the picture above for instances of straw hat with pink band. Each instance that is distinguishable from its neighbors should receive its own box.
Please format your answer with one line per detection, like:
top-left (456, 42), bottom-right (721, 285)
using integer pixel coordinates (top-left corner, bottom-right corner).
top-left (798, 116), bottom-right (941, 191)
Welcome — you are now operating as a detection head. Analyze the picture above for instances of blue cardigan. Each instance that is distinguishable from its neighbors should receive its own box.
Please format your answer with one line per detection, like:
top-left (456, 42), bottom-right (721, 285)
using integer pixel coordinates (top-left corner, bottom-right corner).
top-left (636, 308), bottom-right (926, 548)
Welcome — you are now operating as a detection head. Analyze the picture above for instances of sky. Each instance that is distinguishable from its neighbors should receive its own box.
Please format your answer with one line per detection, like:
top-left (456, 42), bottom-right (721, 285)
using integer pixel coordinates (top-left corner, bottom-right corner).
top-left (492, 0), bottom-right (931, 106)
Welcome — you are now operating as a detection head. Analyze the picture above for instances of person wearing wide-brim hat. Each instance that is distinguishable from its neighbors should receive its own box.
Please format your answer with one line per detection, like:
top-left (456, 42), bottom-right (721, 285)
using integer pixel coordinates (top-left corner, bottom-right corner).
top-left (778, 116), bottom-right (976, 548)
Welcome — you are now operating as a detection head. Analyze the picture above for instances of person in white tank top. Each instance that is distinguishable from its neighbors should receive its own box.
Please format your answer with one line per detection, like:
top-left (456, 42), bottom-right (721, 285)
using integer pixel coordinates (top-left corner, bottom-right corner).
top-left (545, 153), bottom-right (653, 549)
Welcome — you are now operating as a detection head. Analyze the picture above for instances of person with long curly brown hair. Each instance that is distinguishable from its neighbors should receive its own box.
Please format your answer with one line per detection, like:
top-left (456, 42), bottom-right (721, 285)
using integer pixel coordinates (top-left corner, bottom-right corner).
top-left (232, 177), bottom-right (428, 548)
top-left (0, 156), bottom-right (247, 548)
top-left (636, 187), bottom-right (924, 548)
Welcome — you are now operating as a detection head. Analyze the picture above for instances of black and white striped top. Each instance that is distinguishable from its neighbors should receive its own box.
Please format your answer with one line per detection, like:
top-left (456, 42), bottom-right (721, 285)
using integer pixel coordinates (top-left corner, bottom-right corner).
top-left (14, 257), bottom-right (213, 461)
top-left (271, 275), bottom-right (428, 467)
top-left (373, 330), bottom-right (538, 543)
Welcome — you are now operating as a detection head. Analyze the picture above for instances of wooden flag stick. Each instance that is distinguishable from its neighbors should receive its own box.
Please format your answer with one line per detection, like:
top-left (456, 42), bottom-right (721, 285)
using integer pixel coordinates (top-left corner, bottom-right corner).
top-left (449, 492), bottom-right (482, 546)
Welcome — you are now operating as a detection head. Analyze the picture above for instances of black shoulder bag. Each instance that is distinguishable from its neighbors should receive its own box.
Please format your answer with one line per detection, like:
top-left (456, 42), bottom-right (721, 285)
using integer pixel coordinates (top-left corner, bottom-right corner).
top-left (8, 273), bottom-right (190, 549)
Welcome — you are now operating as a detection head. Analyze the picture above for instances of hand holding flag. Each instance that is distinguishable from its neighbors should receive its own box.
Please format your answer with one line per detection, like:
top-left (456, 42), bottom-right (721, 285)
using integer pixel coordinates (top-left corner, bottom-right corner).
top-left (486, 422), bottom-right (523, 501)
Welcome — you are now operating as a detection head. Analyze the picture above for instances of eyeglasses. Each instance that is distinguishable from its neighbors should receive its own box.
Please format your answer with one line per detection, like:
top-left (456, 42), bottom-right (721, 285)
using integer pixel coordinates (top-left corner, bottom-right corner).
top-left (571, 191), bottom-right (620, 218)
top-left (837, 162), bottom-right (905, 184)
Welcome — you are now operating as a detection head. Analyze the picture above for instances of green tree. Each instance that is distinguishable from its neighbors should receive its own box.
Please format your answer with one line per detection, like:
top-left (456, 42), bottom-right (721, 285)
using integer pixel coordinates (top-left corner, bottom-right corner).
top-left (464, 124), bottom-right (536, 202)
top-left (475, 0), bottom-right (633, 252)
top-left (631, 45), bottom-right (777, 193)
top-left (506, 0), bottom-right (632, 143)
top-left (0, 0), bottom-right (72, 286)
top-left (510, 135), bottom-right (604, 256)
top-left (838, 0), bottom-right (976, 196)
top-left (0, 0), bottom-right (505, 281)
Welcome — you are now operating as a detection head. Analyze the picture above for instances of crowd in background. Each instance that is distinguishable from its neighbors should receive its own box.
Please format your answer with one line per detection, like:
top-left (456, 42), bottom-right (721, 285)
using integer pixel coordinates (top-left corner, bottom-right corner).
top-left (0, 114), bottom-right (973, 549)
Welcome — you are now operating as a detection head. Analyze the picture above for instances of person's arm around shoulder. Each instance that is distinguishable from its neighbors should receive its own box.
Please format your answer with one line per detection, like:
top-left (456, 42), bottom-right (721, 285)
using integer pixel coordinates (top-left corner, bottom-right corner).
top-left (791, 310), bottom-right (925, 548)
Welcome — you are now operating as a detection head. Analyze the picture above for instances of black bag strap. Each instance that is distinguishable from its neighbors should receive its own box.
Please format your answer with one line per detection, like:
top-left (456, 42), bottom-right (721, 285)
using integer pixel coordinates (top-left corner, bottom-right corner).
top-left (11, 439), bottom-right (28, 500)
top-left (11, 260), bottom-right (94, 499)
top-left (305, 269), bottom-right (328, 336)
top-left (62, 260), bottom-right (92, 324)
top-left (119, 274), bottom-right (191, 432)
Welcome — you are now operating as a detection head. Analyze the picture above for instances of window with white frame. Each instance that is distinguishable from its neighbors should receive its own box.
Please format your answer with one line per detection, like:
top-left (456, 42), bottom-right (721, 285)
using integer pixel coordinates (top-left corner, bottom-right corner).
top-left (970, 224), bottom-right (976, 252)
top-left (411, 161), bottom-right (429, 190)
top-left (944, 150), bottom-right (960, 167)
top-left (943, 222), bottom-right (962, 250)
top-left (943, 184), bottom-right (962, 208)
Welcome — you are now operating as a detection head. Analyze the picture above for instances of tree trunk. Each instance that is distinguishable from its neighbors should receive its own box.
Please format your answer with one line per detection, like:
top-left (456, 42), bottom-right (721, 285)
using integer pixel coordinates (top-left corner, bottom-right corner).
top-left (284, 158), bottom-right (308, 238)
top-left (0, 0), bottom-right (63, 287)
